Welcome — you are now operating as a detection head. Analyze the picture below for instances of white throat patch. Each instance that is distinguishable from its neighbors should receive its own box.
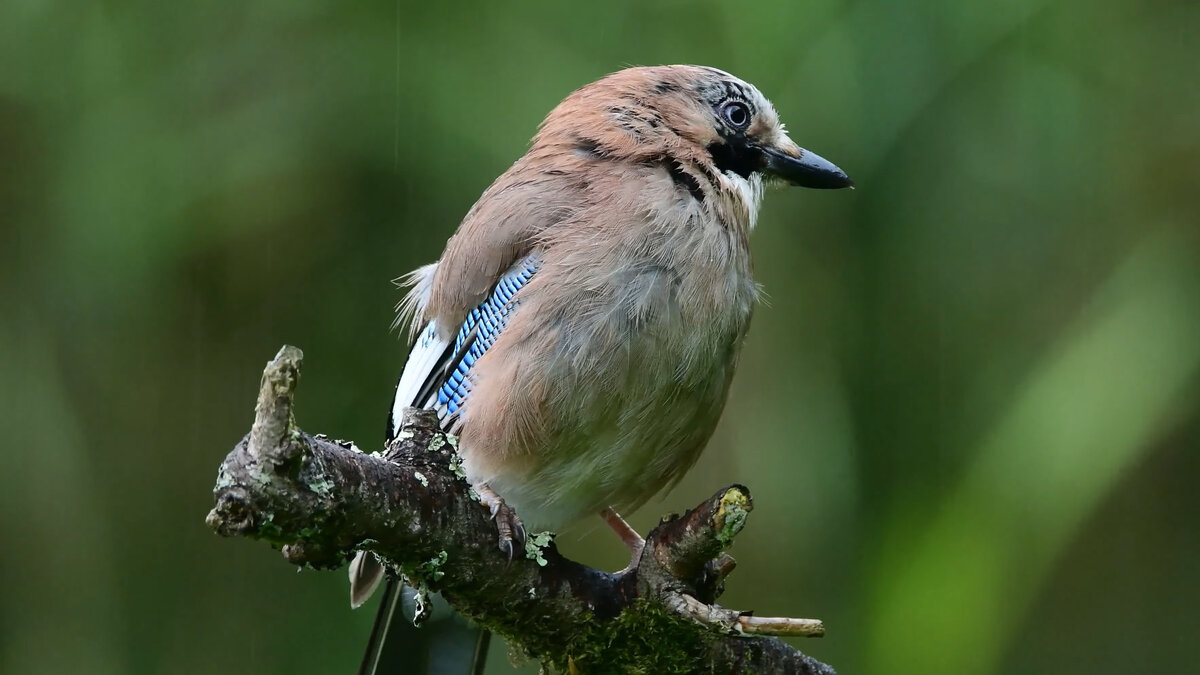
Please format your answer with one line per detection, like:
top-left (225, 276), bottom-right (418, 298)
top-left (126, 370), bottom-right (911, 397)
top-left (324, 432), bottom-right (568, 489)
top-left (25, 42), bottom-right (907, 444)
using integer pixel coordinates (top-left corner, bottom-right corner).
top-left (721, 171), bottom-right (765, 229)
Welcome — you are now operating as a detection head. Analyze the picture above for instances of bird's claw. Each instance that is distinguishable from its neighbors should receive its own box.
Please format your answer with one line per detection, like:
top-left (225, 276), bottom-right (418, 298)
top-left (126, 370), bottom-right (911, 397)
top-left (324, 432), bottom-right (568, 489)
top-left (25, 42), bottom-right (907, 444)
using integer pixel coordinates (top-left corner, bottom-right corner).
top-left (492, 500), bottom-right (525, 561)
top-left (477, 483), bottom-right (525, 560)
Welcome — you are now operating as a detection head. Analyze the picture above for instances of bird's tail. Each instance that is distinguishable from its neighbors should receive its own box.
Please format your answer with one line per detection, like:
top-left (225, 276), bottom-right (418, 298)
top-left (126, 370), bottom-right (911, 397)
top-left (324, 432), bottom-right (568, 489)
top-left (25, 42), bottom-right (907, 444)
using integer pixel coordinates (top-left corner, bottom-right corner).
top-left (358, 579), bottom-right (491, 675)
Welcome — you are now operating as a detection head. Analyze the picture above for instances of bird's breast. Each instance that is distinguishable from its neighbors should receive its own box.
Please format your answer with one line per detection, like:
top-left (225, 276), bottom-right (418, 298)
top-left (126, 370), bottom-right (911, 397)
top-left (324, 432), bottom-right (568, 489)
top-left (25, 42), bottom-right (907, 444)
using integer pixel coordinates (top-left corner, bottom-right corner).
top-left (459, 200), bottom-right (758, 531)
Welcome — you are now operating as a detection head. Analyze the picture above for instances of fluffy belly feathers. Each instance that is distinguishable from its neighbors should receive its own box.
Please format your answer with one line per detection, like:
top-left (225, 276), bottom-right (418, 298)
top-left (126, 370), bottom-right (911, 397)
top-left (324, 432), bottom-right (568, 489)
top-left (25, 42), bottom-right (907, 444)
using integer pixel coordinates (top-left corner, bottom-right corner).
top-left (458, 237), bottom-right (755, 532)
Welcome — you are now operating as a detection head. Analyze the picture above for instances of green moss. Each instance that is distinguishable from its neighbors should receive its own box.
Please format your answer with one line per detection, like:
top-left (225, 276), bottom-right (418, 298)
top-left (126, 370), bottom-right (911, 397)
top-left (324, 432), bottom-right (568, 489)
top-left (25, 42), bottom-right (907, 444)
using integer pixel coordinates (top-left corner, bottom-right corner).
top-left (715, 488), bottom-right (751, 548)
top-left (427, 435), bottom-right (446, 453)
top-left (256, 513), bottom-right (286, 542)
top-left (524, 531), bottom-right (554, 567)
top-left (447, 454), bottom-right (468, 480)
top-left (548, 599), bottom-right (714, 674)
top-left (418, 550), bottom-right (448, 581)
top-left (307, 476), bottom-right (335, 497)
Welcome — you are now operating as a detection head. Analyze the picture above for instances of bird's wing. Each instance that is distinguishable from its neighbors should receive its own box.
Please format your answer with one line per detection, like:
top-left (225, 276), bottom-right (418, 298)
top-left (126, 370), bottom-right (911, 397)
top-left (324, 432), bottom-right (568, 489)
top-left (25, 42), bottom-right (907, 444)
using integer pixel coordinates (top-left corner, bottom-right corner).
top-left (423, 157), bottom-right (584, 329)
top-left (387, 254), bottom-right (543, 437)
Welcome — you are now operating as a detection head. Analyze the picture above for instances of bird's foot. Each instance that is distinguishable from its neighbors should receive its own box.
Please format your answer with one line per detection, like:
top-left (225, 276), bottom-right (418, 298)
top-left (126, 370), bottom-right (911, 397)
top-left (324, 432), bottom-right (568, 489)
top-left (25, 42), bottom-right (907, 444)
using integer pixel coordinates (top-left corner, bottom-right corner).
top-left (476, 483), bottom-right (525, 560)
top-left (601, 507), bottom-right (645, 574)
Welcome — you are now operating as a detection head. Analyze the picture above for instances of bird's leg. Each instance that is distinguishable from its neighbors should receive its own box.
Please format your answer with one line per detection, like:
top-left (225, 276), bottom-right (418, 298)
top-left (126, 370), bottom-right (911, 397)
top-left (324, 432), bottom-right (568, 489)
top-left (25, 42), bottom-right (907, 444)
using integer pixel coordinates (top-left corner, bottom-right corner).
top-left (475, 483), bottom-right (525, 560)
top-left (600, 507), bottom-right (645, 573)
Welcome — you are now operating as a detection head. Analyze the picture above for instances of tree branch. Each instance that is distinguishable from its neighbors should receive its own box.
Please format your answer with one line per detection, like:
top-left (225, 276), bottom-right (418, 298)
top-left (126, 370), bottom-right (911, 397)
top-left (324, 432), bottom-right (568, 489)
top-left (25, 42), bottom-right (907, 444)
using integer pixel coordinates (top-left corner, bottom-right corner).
top-left (206, 346), bottom-right (836, 674)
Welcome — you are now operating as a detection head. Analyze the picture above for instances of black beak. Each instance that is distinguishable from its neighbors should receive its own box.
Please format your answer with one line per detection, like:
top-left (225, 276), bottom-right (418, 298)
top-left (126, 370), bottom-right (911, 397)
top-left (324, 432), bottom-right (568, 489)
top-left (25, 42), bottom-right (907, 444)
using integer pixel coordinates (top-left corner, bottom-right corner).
top-left (762, 144), bottom-right (854, 189)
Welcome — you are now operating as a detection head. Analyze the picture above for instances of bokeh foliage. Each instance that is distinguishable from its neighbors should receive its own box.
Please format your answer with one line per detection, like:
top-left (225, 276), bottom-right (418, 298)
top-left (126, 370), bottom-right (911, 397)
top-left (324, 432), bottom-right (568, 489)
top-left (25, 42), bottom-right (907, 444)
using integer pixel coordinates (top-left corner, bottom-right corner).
top-left (1, 1), bottom-right (1197, 674)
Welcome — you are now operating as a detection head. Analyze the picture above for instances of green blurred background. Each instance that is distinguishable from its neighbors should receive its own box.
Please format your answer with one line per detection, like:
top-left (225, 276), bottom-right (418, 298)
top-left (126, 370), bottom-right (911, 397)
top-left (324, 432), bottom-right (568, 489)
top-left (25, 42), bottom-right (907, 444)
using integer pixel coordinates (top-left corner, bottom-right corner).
top-left (2, 1), bottom-right (1198, 673)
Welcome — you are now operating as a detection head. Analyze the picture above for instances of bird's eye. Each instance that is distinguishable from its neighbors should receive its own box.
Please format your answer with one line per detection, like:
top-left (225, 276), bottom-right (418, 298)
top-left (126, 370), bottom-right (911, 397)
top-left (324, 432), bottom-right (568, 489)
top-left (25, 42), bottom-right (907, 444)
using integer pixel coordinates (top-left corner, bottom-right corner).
top-left (720, 100), bottom-right (751, 130)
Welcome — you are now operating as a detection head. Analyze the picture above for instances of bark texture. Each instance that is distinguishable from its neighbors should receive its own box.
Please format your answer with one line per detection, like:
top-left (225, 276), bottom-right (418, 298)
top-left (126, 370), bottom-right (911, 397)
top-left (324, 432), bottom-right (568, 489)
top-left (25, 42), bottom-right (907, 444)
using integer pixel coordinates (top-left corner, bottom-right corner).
top-left (206, 346), bottom-right (835, 674)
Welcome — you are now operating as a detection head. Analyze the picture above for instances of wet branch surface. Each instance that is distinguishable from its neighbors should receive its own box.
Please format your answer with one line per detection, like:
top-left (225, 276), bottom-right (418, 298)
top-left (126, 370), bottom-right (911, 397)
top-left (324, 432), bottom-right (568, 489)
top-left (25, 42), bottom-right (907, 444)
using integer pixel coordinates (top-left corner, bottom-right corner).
top-left (206, 346), bottom-right (836, 674)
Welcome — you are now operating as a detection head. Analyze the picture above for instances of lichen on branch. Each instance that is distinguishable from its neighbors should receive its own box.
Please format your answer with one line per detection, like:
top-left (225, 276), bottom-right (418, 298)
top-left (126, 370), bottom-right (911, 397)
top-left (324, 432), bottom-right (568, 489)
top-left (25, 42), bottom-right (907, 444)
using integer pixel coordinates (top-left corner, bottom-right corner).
top-left (205, 345), bottom-right (835, 674)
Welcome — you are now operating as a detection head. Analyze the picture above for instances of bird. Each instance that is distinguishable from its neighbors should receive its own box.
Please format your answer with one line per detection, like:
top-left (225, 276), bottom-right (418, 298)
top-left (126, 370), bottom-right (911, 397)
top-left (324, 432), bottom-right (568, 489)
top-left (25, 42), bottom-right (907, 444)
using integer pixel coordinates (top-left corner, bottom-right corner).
top-left (351, 64), bottom-right (852, 675)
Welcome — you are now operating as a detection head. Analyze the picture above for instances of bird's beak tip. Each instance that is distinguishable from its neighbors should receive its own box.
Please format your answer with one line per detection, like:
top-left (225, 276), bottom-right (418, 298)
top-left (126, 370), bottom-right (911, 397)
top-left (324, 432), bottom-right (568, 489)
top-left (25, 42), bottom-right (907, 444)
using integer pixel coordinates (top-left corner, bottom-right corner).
top-left (763, 145), bottom-right (854, 190)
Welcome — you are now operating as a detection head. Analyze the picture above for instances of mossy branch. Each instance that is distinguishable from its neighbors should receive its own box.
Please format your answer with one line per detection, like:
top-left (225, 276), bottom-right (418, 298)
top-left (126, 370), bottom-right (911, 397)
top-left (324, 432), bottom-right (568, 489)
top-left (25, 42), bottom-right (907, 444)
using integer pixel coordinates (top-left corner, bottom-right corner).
top-left (205, 345), bottom-right (835, 674)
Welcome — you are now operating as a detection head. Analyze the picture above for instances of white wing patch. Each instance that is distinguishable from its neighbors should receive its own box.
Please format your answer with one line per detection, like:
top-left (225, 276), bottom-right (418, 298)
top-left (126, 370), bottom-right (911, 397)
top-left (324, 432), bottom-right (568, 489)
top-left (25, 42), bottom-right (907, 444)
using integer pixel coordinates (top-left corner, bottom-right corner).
top-left (389, 262), bottom-right (445, 437)
top-left (389, 321), bottom-right (452, 437)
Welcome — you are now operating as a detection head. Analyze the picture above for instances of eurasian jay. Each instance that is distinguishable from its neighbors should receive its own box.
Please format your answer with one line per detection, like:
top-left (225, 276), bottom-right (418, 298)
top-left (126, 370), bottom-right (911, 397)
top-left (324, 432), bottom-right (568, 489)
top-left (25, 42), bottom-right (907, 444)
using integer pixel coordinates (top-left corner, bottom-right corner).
top-left (352, 64), bottom-right (852, 674)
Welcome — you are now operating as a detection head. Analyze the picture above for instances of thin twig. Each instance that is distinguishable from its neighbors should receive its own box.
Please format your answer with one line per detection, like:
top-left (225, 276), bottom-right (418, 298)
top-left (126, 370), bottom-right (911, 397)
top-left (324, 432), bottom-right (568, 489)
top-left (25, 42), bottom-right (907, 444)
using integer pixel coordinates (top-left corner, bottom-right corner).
top-left (738, 615), bottom-right (826, 637)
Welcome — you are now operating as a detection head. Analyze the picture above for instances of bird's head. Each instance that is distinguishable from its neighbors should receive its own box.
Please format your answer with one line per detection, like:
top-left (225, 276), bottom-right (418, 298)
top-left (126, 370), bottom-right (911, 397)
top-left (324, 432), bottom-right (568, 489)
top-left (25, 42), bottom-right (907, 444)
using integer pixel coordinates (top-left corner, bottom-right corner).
top-left (535, 65), bottom-right (853, 191)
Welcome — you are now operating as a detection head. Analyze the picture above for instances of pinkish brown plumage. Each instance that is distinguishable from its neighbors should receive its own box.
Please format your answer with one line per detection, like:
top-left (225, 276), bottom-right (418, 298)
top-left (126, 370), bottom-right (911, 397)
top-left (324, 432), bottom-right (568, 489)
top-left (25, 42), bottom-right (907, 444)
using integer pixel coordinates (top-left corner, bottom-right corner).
top-left (353, 65), bottom-right (851, 675)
